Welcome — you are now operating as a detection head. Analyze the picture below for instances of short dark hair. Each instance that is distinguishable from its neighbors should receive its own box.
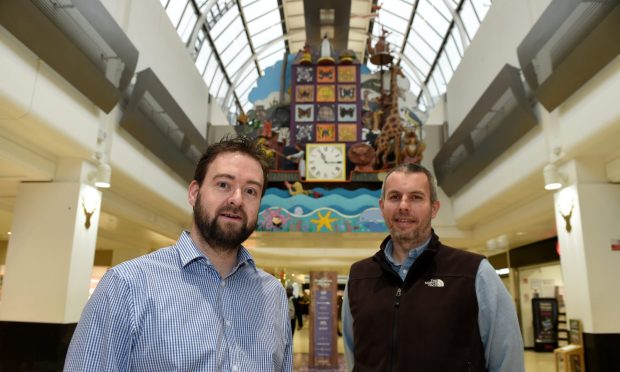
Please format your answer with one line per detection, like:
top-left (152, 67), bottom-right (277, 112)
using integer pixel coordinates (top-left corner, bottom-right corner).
top-left (193, 136), bottom-right (270, 195)
top-left (381, 163), bottom-right (438, 203)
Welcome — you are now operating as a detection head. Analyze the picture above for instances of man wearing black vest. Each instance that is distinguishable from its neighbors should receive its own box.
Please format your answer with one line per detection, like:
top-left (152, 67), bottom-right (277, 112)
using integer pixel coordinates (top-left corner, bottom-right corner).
top-left (342, 163), bottom-right (524, 372)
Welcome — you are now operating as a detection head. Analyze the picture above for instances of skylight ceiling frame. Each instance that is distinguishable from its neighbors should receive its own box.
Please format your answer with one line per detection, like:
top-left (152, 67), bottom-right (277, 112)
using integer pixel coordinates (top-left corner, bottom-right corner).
top-left (217, 28), bottom-right (246, 61)
top-left (206, 0), bottom-right (286, 116)
top-left (234, 0), bottom-right (260, 76)
top-left (243, 2), bottom-right (286, 73)
top-left (210, 5), bottom-right (240, 39)
top-left (414, 0), bottom-right (467, 106)
top-left (196, 35), bottom-right (214, 73)
top-left (223, 32), bottom-right (294, 109)
top-left (249, 15), bottom-right (285, 45)
top-left (166, 0), bottom-right (491, 120)
top-left (369, 0), bottom-right (479, 109)
top-left (183, 0), bottom-right (243, 114)
top-left (275, 0), bottom-right (289, 52)
top-left (177, 3), bottom-right (198, 41)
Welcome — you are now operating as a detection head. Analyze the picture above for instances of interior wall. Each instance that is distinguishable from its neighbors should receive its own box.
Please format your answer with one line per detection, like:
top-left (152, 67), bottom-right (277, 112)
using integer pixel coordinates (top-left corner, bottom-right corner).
top-left (0, 241), bottom-right (6, 264)
top-left (518, 262), bottom-right (564, 348)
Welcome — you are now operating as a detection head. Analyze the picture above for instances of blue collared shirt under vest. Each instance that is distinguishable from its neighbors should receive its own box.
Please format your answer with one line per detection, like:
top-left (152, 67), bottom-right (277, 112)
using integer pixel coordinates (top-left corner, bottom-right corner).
top-left (65, 231), bottom-right (293, 372)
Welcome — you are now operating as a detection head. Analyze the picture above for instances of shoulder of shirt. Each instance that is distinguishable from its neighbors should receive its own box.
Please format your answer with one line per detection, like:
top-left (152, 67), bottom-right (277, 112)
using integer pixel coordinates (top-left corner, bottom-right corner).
top-left (106, 245), bottom-right (178, 279)
top-left (476, 258), bottom-right (497, 276)
top-left (252, 266), bottom-right (287, 290)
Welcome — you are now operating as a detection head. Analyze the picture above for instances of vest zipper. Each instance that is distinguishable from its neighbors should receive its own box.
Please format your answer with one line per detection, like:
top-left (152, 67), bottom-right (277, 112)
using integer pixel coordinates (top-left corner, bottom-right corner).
top-left (390, 287), bottom-right (402, 372)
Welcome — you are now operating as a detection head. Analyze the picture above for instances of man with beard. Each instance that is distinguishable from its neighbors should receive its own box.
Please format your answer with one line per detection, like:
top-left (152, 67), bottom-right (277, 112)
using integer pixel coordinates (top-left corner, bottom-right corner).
top-left (65, 136), bottom-right (292, 372)
top-left (342, 163), bottom-right (524, 372)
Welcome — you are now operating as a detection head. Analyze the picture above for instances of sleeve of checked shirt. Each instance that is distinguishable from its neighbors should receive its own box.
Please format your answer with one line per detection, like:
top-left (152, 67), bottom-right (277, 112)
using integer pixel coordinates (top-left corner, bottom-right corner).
top-left (476, 259), bottom-right (525, 372)
top-left (64, 269), bottom-right (133, 371)
top-left (282, 314), bottom-right (294, 372)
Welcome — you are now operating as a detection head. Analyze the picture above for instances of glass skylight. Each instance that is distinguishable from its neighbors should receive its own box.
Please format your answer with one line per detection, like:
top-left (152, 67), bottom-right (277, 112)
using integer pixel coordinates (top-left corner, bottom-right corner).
top-left (160, 0), bottom-right (491, 122)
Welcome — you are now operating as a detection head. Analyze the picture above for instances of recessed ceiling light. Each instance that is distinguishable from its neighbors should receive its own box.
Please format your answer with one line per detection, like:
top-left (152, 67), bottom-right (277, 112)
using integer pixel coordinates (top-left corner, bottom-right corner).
top-left (515, 231), bottom-right (525, 236)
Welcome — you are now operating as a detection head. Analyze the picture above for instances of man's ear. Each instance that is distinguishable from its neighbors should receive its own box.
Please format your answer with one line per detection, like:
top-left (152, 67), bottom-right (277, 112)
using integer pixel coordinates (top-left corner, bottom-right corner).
top-left (188, 180), bottom-right (200, 207)
top-left (431, 200), bottom-right (440, 219)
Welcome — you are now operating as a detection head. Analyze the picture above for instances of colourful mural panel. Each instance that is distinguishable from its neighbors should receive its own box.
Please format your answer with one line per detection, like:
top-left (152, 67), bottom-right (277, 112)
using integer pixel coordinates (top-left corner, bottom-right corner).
top-left (257, 186), bottom-right (387, 233)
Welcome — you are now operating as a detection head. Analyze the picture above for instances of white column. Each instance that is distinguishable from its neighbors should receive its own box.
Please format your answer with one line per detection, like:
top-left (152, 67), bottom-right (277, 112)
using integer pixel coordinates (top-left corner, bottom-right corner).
top-left (0, 159), bottom-right (101, 323)
top-left (553, 158), bottom-right (620, 335)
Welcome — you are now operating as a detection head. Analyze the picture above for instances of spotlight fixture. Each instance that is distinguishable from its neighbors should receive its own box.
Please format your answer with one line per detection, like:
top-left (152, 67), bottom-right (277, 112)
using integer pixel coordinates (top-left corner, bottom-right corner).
top-left (89, 162), bottom-right (112, 188)
top-left (543, 163), bottom-right (566, 190)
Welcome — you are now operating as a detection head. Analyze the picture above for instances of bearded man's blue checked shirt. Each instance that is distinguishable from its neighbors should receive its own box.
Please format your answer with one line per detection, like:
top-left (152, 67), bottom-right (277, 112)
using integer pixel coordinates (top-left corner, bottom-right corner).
top-left (65, 231), bottom-right (293, 372)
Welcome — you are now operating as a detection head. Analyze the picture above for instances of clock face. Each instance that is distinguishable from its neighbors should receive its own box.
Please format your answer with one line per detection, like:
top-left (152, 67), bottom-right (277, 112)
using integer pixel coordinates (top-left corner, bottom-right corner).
top-left (306, 143), bottom-right (346, 181)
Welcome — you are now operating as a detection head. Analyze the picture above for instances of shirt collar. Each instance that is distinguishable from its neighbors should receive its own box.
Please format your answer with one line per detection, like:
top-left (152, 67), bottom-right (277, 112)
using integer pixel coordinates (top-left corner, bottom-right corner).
top-left (176, 230), bottom-right (256, 270)
top-left (384, 236), bottom-right (432, 267)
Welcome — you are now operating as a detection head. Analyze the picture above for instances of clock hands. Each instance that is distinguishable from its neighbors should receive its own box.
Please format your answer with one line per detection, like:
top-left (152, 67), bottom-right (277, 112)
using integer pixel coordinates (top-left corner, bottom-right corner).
top-left (319, 148), bottom-right (342, 164)
top-left (319, 150), bottom-right (328, 163)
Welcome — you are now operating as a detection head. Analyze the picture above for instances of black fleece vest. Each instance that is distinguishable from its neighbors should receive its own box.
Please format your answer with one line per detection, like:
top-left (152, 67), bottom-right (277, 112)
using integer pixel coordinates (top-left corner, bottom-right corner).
top-left (347, 234), bottom-right (487, 372)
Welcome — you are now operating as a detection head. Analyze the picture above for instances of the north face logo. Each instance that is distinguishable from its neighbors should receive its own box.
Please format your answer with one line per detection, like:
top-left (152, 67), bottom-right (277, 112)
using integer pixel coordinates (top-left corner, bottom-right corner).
top-left (424, 279), bottom-right (445, 287)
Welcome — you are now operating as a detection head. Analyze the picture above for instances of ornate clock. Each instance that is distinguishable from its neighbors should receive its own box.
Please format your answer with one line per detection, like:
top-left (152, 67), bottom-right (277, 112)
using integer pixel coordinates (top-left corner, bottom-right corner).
top-left (306, 143), bottom-right (347, 182)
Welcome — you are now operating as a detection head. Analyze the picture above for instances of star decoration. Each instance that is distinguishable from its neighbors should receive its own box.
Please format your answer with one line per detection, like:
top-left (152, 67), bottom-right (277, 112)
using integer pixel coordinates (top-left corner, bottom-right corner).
top-left (310, 210), bottom-right (339, 232)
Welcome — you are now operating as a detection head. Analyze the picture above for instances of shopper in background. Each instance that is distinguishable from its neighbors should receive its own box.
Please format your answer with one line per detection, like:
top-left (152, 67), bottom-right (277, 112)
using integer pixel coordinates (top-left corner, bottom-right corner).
top-left (65, 136), bottom-right (292, 372)
top-left (287, 285), bottom-right (297, 336)
top-left (294, 294), bottom-right (304, 330)
top-left (342, 163), bottom-right (524, 372)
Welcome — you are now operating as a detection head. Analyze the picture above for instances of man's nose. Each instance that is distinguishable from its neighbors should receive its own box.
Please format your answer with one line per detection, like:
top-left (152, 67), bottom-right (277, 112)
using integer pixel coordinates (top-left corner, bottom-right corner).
top-left (228, 188), bottom-right (243, 205)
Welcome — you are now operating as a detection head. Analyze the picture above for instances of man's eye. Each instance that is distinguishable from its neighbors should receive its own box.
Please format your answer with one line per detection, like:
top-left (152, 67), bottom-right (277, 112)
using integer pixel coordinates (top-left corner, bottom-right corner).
top-left (216, 182), bottom-right (229, 189)
top-left (246, 188), bottom-right (259, 197)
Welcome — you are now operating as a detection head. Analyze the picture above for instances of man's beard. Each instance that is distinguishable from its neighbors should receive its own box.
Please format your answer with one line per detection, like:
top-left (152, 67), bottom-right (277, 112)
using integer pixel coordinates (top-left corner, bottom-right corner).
top-left (193, 193), bottom-right (256, 252)
top-left (389, 214), bottom-right (432, 246)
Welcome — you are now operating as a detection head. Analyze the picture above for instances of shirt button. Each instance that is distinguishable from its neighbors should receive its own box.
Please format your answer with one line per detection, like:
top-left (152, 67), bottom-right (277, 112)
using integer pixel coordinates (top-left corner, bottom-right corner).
top-left (220, 281), bottom-right (226, 287)
top-left (232, 366), bottom-right (238, 372)
top-left (225, 320), bottom-right (231, 326)
top-left (403, 269), bottom-right (408, 274)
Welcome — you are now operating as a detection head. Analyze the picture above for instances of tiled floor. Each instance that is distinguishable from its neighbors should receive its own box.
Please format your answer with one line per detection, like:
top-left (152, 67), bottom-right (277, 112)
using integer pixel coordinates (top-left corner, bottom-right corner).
top-left (292, 320), bottom-right (556, 371)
